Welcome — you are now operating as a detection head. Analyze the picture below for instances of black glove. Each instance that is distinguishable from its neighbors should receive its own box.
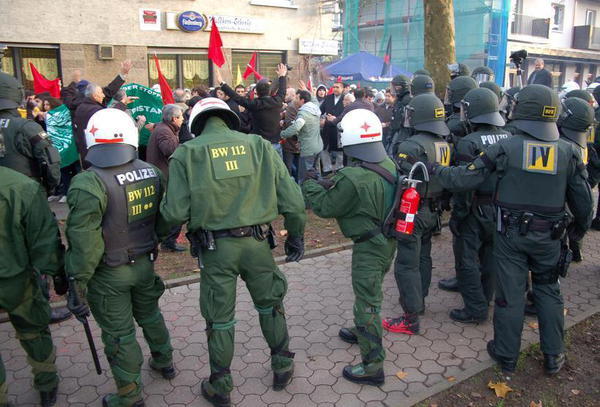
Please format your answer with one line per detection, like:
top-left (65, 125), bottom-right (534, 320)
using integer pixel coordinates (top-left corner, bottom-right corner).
top-left (53, 272), bottom-right (69, 296)
top-left (67, 284), bottom-right (90, 322)
top-left (284, 236), bottom-right (305, 262)
top-left (448, 216), bottom-right (461, 237)
top-left (568, 224), bottom-right (586, 243)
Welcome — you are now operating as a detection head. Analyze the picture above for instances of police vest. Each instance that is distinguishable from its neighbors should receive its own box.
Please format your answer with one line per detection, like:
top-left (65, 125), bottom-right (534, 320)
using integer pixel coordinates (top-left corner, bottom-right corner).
top-left (89, 159), bottom-right (161, 267)
top-left (404, 132), bottom-right (451, 198)
top-left (561, 132), bottom-right (589, 166)
top-left (0, 117), bottom-right (41, 178)
top-left (457, 128), bottom-right (511, 195)
top-left (390, 93), bottom-right (411, 133)
top-left (495, 133), bottom-right (575, 214)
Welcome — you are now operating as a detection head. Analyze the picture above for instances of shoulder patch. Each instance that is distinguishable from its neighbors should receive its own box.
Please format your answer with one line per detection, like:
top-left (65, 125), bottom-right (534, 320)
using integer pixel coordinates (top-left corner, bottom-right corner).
top-left (433, 141), bottom-right (451, 167)
top-left (522, 140), bottom-right (557, 174)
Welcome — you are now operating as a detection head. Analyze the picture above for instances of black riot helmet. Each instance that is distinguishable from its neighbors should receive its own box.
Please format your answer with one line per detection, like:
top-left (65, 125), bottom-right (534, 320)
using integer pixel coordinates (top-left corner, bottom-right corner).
top-left (445, 76), bottom-right (478, 108)
top-left (0, 71), bottom-right (24, 110)
top-left (557, 97), bottom-right (594, 148)
top-left (405, 93), bottom-right (450, 136)
top-left (460, 88), bottom-right (505, 127)
top-left (510, 84), bottom-right (560, 141)
top-left (479, 81), bottom-right (503, 102)
top-left (471, 66), bottom-right (495, 84)
top-left (410, 75), bottom-right (435, 96)
top-left (391, 74), bottom-right (410, 97)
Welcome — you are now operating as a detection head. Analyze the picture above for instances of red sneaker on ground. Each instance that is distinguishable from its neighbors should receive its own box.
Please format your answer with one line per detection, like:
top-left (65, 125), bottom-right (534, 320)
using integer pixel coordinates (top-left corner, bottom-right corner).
top-left (382, 314), bottom-right (420, 335)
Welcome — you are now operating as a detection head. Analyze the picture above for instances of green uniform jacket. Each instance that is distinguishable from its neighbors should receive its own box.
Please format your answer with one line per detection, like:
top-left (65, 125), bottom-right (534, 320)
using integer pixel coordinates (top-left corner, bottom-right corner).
top-left (0, 167), bottom-right (63, 310)
top-left (302, 157), bottom-right (396, 243)
top-left (158, 117), bottom-right (306, 237)
top-left (65, 166), bottom-right (165, 290)
top-left (435, 132), bottom-right (593, 232)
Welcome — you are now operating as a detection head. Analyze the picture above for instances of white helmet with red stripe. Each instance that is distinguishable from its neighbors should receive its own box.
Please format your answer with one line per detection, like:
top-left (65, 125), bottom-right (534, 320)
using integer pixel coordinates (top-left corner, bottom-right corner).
top-left (338, 109), bottom-right (386, 163)
top-left (189, 97), bottom-right (241, 135)
top-left (85, 108), bottom-right (139, 167)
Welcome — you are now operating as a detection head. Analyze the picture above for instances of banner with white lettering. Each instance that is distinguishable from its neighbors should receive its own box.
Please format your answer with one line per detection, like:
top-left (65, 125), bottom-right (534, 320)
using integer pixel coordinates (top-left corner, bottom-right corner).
top-left (112, 83), bottom-right (164, 146)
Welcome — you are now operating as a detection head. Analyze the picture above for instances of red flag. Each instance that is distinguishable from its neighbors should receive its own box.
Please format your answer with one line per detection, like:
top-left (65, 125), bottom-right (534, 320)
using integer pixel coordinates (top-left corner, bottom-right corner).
top-left (208, 19), bottom-right (225, 67)
top-left (29, 63), bottom-right (60, 98)
top-left (328, 86), bottom-right (334, 95)
top-left (152, 55), bottom-right (175, 105)
top-left (243, 52), bottom-right (258, 80)
top-left (306, 78), bottom-right (312, 91)
top-left (336, 76), bottom-right (343, 83)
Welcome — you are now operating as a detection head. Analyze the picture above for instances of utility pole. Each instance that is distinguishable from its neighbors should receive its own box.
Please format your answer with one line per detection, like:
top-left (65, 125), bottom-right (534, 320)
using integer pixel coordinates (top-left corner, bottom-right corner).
top-left (423, 0), bottom-right (456, 98)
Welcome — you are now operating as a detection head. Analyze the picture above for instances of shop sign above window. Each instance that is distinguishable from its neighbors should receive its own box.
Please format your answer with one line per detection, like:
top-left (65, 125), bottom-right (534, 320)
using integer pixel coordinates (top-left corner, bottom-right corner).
top-left (177, 11), bottom-right (208, 32)
top-left (206, 15), bottom-right (266, 34)
top-left (140, 8), bottom-right (161, 31)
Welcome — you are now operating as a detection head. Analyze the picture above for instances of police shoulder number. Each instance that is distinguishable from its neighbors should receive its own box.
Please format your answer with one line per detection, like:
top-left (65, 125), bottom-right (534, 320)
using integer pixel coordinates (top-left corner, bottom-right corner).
top-left (209, 141), bottom-right (254, 180)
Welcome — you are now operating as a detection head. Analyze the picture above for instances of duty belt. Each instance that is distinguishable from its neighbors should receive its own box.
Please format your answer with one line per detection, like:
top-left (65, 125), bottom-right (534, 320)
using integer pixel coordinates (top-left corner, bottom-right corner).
top-left (212, 224), bottom-right (270, 239)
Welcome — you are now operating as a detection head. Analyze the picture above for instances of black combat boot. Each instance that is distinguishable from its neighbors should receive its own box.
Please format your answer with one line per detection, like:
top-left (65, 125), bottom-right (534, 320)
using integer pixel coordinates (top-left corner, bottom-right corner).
top-left (449, 308), bottom-right (487, 324)
top-left (544, 353), bottom-right (565, 375)
top-left (40, 386), bottom-right (58, 407)
top-left (438, 277), bottom-right (459, 292)
top-left (149, 356), bottom-right (177, 380)
top-left (338, 327), bottom-right (358, 344)
top-left (487, 340), bottom-right (517, 374)
top-left (273, 364), bottom-right (294, 391)
top-left (342, 363), bottom-right (384, 386)
top-left (200, 380), bottom-right (231, 407)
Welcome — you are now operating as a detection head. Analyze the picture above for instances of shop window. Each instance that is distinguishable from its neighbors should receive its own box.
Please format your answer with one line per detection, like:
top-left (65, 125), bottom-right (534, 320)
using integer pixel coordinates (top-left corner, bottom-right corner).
top-left (148, 52), bottom-right (209, 90)
top-left (231, 51), bottom-right (285, 87)
top-left (2, 46), bottom-right (60, 91)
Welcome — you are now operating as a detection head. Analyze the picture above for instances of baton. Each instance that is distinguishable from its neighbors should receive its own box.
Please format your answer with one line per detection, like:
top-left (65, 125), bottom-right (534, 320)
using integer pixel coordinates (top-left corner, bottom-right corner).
top-left (68, 277), bottom-right (102, 375)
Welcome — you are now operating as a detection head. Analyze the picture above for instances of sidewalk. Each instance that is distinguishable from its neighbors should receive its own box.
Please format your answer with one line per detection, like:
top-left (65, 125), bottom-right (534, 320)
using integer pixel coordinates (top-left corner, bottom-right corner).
top-left (2, 227), bottom-right (599, 406)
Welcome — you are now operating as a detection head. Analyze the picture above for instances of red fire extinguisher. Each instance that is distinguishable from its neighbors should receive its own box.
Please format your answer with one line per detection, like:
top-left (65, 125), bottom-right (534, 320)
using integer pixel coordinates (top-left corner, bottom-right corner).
top-left (395, 162), bottom-right (430, 235)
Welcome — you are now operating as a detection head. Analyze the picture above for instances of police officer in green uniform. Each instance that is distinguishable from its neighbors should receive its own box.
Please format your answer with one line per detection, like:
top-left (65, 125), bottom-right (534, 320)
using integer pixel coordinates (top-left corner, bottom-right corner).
top-left (387, 75), bottom-right (435, 156)
top-left (65, 108), bottom-right (175, 407)
top-left (0, 167), bottom-right (63, 407)
top-left (383, 94), bottom-right (452, 335)
top-left (590, 86), bottom-right (600, 230)
top-left (432, 85), bottom-right (592, 374)
top-left (448, 63), bottom-right (471, 80)
top-left (386, 75), bottom-right (412, 155)
top-left (557, 97), bottom-right (595, 262)
top-left (303, 109), bottom-right (397, 385)
top-left (439, 75), bottom-right (479, 293)
top-left (449, 88), bottom-right (511, 323)
top-left (0, 72), bottom-right (70, 324)
top-left (158, 93), bottom-right (306, 407)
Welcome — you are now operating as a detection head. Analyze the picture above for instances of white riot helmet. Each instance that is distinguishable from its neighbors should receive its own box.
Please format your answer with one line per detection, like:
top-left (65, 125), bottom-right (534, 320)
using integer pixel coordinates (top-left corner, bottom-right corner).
top-left (189, 97), bottom-right (240, 135)
top-left (85, 108), bottom-right (139, 167)
top-left (338, 109), bottom-right (386, 163)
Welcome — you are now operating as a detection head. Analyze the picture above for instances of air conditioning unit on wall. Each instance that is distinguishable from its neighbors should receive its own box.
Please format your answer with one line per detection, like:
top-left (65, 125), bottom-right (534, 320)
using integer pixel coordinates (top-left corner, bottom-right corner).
top-left (98, 45), bottom-right (114, 60)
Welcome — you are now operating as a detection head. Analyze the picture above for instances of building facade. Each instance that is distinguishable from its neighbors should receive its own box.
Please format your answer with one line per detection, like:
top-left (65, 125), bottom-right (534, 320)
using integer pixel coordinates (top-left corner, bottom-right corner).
top-left (506, 0), bottom-right (600, 89)
top-left (0, 0), bottom-right (339, 90)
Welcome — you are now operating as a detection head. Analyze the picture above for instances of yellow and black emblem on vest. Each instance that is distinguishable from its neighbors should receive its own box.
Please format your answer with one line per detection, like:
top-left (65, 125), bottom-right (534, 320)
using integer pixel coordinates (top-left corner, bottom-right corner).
top-left (580, 146), bottom-right (588, 165)
top-left (542, 105), bottom-right (557, 119)
top-left (434, 141), bottom-right (451, 167)
top-left (210, 141), bottom-right (254, 180)
top-left (522, 141), bottom-right (557, 174)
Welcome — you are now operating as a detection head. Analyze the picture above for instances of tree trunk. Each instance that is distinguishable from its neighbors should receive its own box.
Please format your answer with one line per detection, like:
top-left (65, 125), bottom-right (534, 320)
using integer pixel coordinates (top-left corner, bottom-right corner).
top-left (423, 0), bottom-right (456, 99)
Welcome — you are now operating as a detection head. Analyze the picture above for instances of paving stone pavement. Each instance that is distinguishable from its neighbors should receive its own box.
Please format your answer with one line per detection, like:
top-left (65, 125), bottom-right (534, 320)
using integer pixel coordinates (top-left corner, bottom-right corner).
top-left (2, 228), bottom-right (599, 406)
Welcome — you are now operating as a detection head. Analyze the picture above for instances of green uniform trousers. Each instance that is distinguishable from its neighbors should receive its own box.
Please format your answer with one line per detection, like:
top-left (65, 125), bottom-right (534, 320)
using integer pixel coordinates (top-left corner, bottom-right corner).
top-left (394, 207), bottom-right (438, 314)
top-left (200, 237), bottom-right (292, 396)
top-left (493, 224), bottom-right (564, 360)
top-left (0, 274), bottom-right (58, 403)
top-left (350, 238), bottom-right (396, 372)
top-left (456, 204), bottom-right (496, 317)
top-left (87, 255), bottom-right (173, 407)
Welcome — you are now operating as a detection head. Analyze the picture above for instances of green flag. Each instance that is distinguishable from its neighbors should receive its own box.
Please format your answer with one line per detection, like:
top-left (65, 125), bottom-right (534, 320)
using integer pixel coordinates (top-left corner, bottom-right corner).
top-left (114, 83), bottom-right (164, 146)
top-left (46, 104), bottom-right (79, 168)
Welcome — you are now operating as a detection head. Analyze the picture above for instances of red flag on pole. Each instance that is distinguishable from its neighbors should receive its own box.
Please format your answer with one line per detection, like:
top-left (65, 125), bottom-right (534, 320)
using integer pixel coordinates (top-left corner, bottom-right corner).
top-left (306, 78), bottom-right (312, 91)
top-left (152, 55), bottom-right (175, 105)
top-left (242, 52), bottom-right (263, 81)
top-left (29, 63), bottom-right (61, 98)
top-left (208, 19), bottom-right (225, 67)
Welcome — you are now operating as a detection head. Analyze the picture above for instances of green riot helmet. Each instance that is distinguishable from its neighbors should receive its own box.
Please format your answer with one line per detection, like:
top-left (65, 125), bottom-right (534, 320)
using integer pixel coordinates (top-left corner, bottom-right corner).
top-left (511, 84), bottom-right (560, 141)
top-left (564, 89), bottom-right (594, 105)
top-left (471, 66), bottom-right (495, 84)
top-left (391, 74), bottom-right (410, 97)
top-left (557, 97), bottom-right (594, 148)
top-left (460, 88), bottom-right (505, 127)
top-left (479, 81), bottom-right (503, 102)
top-left (448, 63), bottom-right (471, 79)
top-left (0, 71), bottom-right (24, 110)
top-left (499, 86), bottom-right (521, 117)
top-left (444, 76), bottom-right (478, 108)
top-left (410, 75), bottom-right (435, 96)
top-left (413, 68), bottom-right (431, 76)
top-left (405, 93), bottom-right (449, 136)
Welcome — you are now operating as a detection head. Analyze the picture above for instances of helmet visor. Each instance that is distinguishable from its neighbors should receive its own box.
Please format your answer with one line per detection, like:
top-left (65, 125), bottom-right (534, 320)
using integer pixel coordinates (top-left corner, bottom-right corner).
top-left (403, 105), bottom-right (414, 128)
top-left (444, 87), bottom-right (451, 105)
top-left (459, 100), bottom-right (469, 122)
top-left (475, 73), bottom-right (491, 84)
